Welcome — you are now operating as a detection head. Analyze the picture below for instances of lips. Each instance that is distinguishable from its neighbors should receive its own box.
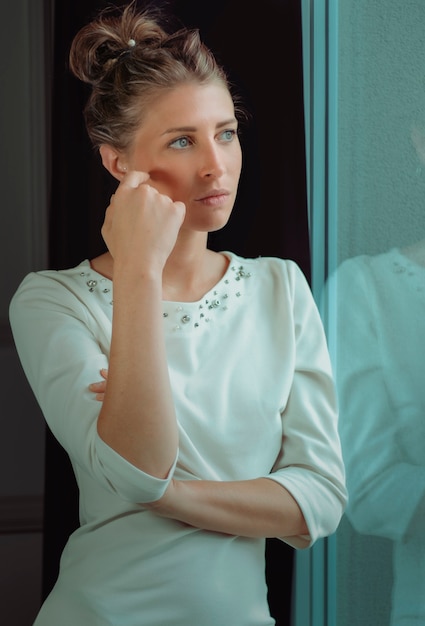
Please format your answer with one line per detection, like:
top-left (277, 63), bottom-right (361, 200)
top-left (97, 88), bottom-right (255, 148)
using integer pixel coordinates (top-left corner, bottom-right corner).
top-left (195, 189), bottom-right (230, 202)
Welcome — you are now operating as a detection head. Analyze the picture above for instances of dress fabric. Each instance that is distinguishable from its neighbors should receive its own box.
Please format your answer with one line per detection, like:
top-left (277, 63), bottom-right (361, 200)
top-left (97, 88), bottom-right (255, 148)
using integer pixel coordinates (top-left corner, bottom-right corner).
top-left (9, 252), bottom-right (346, 626)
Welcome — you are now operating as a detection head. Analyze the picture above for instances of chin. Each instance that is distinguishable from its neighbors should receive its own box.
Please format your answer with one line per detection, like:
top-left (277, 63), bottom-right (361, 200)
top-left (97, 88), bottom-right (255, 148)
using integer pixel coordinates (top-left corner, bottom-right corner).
top-left (195, 216), bottom-right (232, 234)
top-left (191, 206), bottom-right (234, 233)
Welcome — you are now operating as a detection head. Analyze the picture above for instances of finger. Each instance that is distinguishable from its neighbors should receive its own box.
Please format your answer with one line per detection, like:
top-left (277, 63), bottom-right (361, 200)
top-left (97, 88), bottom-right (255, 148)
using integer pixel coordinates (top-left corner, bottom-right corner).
top-left (100, 368), bottom-right (108, 379)
top-left (121, 170), bottom-right (150, 189)
top-left (88, 381), bottom-right (107, 391)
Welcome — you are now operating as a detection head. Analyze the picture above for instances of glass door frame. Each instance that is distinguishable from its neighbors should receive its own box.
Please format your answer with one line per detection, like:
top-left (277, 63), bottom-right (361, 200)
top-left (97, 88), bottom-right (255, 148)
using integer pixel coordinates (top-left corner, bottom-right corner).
top-left (293, 1), bottom-right (339, 625)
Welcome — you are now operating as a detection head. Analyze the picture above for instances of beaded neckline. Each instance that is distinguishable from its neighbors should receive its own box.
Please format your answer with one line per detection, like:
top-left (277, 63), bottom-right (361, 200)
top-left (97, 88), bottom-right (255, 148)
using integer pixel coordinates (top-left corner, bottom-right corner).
top-left (391, 248), bottom-right (425, 293)
top-left (162, 260), bottom-right (252, 331)
top-left (77, 252), bottom-right (253, 331)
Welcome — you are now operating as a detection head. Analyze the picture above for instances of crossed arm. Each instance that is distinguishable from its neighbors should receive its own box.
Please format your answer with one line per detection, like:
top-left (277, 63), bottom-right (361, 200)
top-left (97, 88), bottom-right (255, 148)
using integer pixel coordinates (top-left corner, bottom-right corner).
top-left (91, 368), bottom-right (308, 539)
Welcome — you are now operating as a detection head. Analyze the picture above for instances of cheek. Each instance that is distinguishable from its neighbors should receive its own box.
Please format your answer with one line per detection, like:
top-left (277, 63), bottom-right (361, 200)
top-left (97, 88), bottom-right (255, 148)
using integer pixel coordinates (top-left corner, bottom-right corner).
top-left (147, 167), bottom-right (185, 196)
top-left (230, 145), bottom-right (243, 178)
top-left (148, 166), bottom-right (175, 184)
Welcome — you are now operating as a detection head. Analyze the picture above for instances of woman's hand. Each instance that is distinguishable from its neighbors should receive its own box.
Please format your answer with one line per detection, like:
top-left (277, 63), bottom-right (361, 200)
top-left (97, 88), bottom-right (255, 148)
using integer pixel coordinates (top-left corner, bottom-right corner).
top-left (102, 171), bottom-right (186, 274)
top-left (89, 368), bottom-right (108, 401)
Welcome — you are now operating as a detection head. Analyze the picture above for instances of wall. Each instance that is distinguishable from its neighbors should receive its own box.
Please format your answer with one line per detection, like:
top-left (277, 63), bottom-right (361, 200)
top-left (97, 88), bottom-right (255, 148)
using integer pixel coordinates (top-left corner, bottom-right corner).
top-left (0, 1), bottom-right (49, 623)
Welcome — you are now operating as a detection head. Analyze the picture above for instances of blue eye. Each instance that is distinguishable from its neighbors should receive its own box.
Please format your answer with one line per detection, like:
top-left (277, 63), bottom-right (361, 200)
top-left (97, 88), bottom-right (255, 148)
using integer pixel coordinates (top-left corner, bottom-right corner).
top-left (220, 129), bottom-right (236, 142)
top-left (169, 136), bottom-right (191, 149)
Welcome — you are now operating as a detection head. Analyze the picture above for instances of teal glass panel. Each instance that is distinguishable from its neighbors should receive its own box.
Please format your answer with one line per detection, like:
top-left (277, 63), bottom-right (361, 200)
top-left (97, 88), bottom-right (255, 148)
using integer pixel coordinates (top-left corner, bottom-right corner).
top-left (303, 1), bottom-right (425, 625)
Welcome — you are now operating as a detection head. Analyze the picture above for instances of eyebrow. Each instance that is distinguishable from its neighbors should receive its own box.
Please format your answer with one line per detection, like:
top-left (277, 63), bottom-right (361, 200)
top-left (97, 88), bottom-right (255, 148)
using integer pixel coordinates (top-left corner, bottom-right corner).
top-left (162, 118), bottom-right (238, 136)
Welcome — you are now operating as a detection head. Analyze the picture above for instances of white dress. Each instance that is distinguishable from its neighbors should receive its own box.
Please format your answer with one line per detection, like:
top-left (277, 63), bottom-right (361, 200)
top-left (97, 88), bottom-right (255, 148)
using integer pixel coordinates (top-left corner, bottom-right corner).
top-left (10, 252), bottom-right (346, 626)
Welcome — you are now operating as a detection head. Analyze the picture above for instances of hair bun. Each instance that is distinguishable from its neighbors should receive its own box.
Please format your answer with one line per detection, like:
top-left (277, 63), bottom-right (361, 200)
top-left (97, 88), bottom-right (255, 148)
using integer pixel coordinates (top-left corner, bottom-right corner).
top-left (69, 2), bottom-right (168, 85)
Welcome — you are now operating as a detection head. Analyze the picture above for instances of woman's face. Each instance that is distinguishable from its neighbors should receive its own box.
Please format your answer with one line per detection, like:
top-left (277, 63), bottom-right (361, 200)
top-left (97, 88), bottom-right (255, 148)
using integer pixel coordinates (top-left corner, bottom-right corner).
top-left (126, 82), bottom-right (242, 234)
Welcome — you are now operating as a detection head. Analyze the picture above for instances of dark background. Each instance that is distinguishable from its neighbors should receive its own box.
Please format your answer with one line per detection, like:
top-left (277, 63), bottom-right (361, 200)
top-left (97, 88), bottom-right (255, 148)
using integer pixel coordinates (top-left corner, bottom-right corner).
top-left (45, 1), bottom-right (309, 623)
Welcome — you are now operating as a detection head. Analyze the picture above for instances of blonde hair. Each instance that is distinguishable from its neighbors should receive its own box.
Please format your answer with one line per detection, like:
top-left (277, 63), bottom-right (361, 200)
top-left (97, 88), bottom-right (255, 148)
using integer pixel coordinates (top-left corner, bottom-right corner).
top-left (69, 1), bottom-right (243, 150)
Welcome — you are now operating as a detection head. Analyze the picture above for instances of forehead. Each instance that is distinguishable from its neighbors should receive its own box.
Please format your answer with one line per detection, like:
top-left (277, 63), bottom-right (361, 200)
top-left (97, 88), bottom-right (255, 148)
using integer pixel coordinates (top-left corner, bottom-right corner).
top-left (139, 82), bottom-right (236, 133)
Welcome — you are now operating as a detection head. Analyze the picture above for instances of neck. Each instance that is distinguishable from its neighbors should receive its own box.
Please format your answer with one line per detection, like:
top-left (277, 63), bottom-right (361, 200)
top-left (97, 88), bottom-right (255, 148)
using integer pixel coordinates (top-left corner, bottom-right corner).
top-left (162, 232), bottom-right (227, 302)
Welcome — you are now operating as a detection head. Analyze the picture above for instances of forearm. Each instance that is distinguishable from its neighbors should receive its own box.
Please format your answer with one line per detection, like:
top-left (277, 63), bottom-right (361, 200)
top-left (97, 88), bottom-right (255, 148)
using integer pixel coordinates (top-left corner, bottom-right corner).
top-left (97, 267), bottom-right (178, 477)
top-left (148, 477), bottom-right (309, 538)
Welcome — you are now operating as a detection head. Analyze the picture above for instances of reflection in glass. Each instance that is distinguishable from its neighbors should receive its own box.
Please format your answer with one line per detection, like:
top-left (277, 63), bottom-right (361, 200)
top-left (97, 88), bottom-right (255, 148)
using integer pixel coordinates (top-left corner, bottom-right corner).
top-left (328, 241), bottom-right (425, 625)
top-left (320, 1), bottom-right (425, 623)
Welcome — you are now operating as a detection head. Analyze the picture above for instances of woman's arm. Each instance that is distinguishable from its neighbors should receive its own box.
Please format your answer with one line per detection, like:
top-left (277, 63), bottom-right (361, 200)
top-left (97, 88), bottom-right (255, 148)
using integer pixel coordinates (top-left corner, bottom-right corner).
top-left (90, 375), bottom-right (308, 538)
top-left (96, 171), bottom-right (185, 478)
top-left (145, 477), bottom-right (309, 539)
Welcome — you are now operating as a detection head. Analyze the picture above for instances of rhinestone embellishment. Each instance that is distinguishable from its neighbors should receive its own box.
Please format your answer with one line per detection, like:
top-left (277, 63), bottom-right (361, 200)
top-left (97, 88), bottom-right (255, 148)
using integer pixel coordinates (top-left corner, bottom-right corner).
top-left (164, 263), bottom-right (252, 330)
top-left (79, 260), bottom-right (252, 329)
top-left (392, 257), bottom-right (424, 292)
top-left (80, 270), bottom-right (113, 304)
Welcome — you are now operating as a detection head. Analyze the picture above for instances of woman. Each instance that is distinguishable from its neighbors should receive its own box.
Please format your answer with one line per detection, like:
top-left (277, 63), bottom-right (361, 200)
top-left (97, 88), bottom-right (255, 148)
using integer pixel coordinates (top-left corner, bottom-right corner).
top-left (9, 2), bottom-right (346, 624)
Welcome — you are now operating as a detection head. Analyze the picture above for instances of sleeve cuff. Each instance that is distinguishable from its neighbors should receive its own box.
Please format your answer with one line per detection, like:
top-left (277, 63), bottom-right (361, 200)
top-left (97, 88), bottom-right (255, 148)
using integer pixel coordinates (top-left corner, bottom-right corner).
top-left (94, 432), bottom-right (178, 503)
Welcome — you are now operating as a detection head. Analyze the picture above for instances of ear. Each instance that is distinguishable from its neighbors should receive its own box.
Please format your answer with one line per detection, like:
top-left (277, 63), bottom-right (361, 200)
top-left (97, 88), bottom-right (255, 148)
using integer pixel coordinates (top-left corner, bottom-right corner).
top-left (99, 144), bottom-right (128, 181)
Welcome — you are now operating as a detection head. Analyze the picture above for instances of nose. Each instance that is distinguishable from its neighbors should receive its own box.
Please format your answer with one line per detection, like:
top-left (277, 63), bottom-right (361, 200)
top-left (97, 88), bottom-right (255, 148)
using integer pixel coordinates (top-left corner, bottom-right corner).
top-left (198, 142), bottom-right (226, 178)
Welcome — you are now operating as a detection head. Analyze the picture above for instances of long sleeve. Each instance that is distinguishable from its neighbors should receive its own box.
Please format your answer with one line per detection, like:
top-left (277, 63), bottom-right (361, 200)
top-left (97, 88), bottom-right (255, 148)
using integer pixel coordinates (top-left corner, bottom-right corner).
top-left (263, 260), bottom-right (347, 548)
top-left (9, 266), bottom-right (176, 504)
